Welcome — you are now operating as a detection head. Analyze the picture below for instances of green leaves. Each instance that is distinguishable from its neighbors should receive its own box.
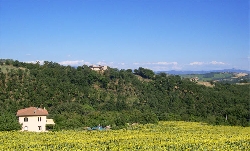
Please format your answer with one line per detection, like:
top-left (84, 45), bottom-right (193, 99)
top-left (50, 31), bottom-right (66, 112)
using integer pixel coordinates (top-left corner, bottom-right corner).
top-left (134, 67), bottom-right (155, 79)
top-left (0, 112), bottom-right (21, 131)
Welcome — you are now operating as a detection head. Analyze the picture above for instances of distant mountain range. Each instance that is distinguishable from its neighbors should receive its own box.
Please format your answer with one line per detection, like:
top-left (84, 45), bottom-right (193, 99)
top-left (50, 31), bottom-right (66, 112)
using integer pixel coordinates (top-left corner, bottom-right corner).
top-left (156, 69), bottom-right (250, 75)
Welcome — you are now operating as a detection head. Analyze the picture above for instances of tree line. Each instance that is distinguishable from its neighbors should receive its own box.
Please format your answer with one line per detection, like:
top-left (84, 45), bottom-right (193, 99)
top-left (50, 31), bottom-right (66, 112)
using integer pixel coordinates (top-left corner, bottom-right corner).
top-left (0, 59), bottom-right (249, 131)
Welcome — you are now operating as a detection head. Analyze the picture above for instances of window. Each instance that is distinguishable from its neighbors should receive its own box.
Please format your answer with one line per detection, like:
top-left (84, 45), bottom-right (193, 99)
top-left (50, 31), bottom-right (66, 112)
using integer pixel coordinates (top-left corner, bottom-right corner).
top-left (24, 117), bottom-right (28, 122)
top-left (38, 126), bottom-right (42, 130)
top-left (24, 126), bottom-right (28, 131)
top-left (38, 117), bottom-right (41, 122)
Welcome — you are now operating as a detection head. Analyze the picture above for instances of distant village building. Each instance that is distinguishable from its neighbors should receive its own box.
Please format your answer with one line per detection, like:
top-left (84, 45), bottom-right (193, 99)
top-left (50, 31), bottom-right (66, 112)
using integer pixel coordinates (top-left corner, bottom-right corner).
top-left (89, 65), bottom-right (108, 71)
top-left (16, 107), bottom-right (55, 132)
top-left (190, 77), bottom-right (199, 82)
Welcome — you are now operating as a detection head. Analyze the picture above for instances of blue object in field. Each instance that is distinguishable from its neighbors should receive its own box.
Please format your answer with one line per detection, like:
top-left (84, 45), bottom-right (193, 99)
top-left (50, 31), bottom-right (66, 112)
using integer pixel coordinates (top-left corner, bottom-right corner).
top-left (92, 126), bottom-right (105, 130)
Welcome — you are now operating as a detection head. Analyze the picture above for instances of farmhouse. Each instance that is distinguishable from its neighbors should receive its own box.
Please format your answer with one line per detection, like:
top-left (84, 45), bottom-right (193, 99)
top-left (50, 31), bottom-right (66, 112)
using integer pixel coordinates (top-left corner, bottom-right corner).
top-left (16, 107), bottom-right (55, 132)
top-left (190, 77), bottom-right (199, 82)
top-left (89, 65), bottom-right (107, 71)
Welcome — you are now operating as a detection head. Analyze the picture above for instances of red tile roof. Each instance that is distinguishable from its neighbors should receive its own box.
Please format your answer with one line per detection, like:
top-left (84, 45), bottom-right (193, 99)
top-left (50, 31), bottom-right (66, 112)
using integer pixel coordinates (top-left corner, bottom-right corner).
top-left (16, 107), bottom-right (48, 116)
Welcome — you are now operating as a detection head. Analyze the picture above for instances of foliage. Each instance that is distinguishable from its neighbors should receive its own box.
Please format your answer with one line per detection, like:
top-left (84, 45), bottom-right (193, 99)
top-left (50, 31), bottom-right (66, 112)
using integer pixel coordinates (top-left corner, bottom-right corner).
top-left (0, 121), bottom-right (249, 150)
top-left (0, 59), bottom-right (249, 130)
top-left (134, 67), bottom-right (155, 79)
top-left (0, 112), bottom-right (21, 131)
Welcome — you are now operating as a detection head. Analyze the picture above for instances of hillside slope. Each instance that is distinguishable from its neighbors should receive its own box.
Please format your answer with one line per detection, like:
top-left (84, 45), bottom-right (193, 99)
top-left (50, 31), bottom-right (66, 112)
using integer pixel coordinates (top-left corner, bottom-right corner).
top-left (0, 59), bottom-right (249, 130)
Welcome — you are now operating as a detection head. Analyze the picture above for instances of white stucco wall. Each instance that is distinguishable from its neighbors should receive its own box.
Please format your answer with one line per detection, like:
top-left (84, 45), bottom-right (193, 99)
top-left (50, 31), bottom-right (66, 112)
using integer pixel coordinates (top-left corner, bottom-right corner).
top-left (90, 66), bottom-right (107, 71)
top-left (19, 116), bottom-right (47, 132)
top-left (103, 66), bottom-right (108, 70)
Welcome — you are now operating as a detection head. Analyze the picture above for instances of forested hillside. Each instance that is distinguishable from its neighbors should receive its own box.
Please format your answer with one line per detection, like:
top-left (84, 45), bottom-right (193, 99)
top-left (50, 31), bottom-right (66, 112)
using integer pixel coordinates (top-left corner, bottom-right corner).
top-left (0, 59), bottom-right (249, 130)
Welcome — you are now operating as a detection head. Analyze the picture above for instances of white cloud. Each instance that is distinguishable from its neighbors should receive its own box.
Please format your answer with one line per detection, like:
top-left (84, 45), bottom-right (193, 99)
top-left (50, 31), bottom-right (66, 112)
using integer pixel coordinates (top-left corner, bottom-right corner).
top-left (59, 60), bottom-right (86, 66)
top-left (209, 61), bottom-right (225, 65)
top-left (152, 65), bottom-right (181, 71)
top-left (118, 63), bottom-right (125, 65)
top-left (153, 62), bottom-right (178, 65)
top-left (189, 62), bottom-right (204, 65)
top-left (133, 62), bottom-right (178, 66)
top-left (26, 54), bottom-right (31, 56)
top-left (26, 61), bottom-right (36, 64)
top-left (84, 61), bottom-right (91, 65)
top-left (59, 60), bottom-right (114, 67)
top-left (131, 61), bottom-right (181, 71)
top-left (185, 60), bottom-right (229, 70)
top-left (189, 61), bottom-right (226, 66)
top-left (95, 61), bottom-right (108, 66)
top-left (25, 60), bottom-right (44, 65)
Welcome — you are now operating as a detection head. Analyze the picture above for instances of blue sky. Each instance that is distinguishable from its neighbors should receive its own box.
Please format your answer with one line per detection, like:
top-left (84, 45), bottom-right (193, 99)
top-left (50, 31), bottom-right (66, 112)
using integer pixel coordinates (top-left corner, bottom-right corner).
top-left (0, 0), bottom-right (249, 71)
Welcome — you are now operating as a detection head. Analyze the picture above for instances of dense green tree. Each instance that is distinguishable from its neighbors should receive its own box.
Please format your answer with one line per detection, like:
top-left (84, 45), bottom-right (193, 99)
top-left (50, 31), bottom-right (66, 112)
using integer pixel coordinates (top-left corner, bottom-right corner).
top-left (134, 67), bottom-right (155, 79)
top-left (0, 112), bottom-right (21, 131)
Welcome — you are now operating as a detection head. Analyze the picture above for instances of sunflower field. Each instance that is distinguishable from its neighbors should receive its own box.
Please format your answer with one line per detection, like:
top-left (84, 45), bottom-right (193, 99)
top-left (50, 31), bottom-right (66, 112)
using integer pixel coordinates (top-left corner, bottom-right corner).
top-left (0, 121), bottom-right (249, 150)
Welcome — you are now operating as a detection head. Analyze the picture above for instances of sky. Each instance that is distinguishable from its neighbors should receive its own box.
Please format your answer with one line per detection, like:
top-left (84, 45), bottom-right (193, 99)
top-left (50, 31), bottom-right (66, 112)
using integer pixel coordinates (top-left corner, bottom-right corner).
top-left (0, 0), bottom-right (249, 71)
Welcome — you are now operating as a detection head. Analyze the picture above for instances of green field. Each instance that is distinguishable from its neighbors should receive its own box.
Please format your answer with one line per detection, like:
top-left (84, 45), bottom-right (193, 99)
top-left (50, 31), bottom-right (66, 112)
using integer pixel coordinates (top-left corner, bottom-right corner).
top-left (182, 72), bottom-right (238, 81)
top-left (1, 121), bottom-right (249, 150)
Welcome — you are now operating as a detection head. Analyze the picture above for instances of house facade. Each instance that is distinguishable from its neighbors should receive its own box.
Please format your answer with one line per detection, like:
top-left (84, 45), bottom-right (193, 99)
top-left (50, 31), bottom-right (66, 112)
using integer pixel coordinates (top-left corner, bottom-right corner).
top-left (89, 65), bottom-right (108, 71)
top-left (16, 107), bottom-right (54, 132)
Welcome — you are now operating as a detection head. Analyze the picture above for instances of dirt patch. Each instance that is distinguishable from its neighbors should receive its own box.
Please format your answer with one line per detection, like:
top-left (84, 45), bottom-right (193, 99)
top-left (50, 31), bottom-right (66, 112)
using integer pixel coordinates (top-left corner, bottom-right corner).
top-left (135, 75), bottom-right (152, 82)
top-left (234, 73), bottom-right (248, 78)
top-left (197, 81), bottom-right (214, 87)
top-left (236, 83), bottom-right (250, 85)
